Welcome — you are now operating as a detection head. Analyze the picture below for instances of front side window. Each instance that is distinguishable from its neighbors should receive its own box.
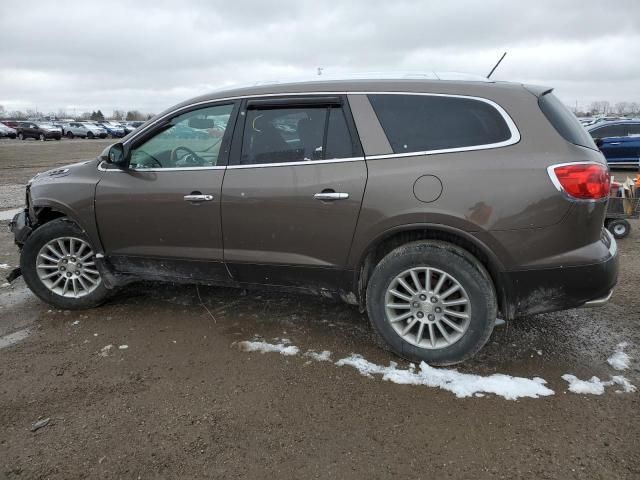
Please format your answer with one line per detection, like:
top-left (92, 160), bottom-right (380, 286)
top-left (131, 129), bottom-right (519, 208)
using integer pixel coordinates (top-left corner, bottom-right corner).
top-left (368, 94), bottom-right (513, 154)
top-left (129, 103), bottom-right (235, 169)
top-left (240, 105), bottom-right (356, 165)
top-left (627, 124), bottom-right (640, 136)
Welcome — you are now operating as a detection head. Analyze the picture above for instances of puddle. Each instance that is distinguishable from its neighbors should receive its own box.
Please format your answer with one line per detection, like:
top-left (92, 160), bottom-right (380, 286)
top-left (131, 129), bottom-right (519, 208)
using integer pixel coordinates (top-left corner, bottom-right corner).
top-left (0, 328), bottom-right (30, 349)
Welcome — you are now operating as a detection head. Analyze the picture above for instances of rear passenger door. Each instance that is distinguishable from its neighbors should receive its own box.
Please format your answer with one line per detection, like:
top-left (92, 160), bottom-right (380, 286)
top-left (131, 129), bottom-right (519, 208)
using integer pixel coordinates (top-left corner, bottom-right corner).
top-left (221, 96), bottom-right (366, 290)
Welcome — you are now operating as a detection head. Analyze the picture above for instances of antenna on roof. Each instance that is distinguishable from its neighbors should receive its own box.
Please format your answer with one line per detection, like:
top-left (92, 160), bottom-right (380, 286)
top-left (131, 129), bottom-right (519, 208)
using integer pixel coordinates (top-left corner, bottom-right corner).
top-left (486, 52), bottom-right (507, 79)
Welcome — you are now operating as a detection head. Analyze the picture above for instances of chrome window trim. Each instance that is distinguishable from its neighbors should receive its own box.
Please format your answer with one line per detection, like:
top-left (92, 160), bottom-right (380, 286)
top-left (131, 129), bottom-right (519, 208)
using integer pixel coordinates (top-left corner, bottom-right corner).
top-left (98, 162), bottom-right (226, 172)
top-left (227, 156), bottom-right (365, 170)
top-left (111, 90), bottom-right (519, 171)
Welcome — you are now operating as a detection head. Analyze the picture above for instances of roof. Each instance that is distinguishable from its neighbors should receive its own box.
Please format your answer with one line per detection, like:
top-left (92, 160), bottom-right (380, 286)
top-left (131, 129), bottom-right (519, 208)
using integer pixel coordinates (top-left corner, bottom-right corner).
top-left (164, 73), bottom-right (531, 116)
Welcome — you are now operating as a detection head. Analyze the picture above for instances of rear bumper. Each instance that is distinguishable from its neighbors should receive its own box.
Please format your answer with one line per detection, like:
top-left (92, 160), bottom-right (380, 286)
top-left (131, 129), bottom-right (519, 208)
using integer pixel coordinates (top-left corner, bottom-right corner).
top-left (501, 230), bottom-right (618, 317)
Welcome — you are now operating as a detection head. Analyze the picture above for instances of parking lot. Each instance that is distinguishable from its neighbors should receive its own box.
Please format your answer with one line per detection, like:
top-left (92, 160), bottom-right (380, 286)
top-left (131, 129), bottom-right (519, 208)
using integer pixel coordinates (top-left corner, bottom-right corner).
top-left (1, 138), bottom-right (639, 478)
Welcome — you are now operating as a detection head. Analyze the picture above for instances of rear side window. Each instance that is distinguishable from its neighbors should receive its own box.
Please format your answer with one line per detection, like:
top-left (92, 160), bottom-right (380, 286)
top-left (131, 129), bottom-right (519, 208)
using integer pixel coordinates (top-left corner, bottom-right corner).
top-left (368, 94), bottom-right (512, 154)
top-left (589, 124), bottom-right (628, 138)
top-left (539, 92), bottom-right (597, 150)
top-left (628, 124), bottom-right (640, 136)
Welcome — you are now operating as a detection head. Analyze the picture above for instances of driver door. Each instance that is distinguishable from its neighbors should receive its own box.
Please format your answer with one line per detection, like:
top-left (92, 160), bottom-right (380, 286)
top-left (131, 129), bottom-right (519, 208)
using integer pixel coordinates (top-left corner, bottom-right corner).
top-left (95, 101), bottom-right (239, 282)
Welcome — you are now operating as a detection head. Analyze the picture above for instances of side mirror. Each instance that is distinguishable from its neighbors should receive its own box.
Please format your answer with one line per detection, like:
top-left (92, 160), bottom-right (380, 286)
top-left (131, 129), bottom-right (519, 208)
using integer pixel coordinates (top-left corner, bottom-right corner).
top-left (103, 143), bottom-right (129, 168)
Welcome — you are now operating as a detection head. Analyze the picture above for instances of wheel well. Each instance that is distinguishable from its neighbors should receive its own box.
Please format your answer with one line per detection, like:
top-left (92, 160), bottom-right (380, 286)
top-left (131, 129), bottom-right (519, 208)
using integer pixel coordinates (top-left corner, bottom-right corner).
top-left (34, 207), bottom-right (66, 226)
top-left (357, 228), bottom-right (506, 316)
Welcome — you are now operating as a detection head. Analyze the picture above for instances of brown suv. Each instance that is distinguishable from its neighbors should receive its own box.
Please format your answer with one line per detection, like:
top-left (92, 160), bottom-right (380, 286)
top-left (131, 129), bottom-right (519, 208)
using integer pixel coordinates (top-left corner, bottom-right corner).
top-left (9, 77), bottom-right (618, 364)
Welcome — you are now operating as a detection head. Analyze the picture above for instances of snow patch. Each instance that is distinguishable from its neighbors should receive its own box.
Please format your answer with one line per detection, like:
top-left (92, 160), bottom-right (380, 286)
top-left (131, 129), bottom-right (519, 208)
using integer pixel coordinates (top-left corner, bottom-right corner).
top-left (335, 354), bottom-right (554, 400)
top-left (118, 345), bottom-right (128, 350)
top-left (305, 350), bottom-right (332, 362)
top-left (0, 329), bottom-right (30, 349)
top-left (0, 208), bottom-right (23, 221)
top-left (562, 374), bottom-right (636, 395)
top-left (99, 344), bottom-right (113, 357)
top-left (0, 264), bottom-right (10, 269)
top-left (238, 339), bottom-right (299, 356)
top-left (607, 342), bottom-right (631, 371)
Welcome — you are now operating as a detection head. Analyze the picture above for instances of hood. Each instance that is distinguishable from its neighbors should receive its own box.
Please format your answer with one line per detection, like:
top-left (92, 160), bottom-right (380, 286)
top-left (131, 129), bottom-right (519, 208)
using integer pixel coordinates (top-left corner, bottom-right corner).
top-left (30, 159), bottom-right (100, 185)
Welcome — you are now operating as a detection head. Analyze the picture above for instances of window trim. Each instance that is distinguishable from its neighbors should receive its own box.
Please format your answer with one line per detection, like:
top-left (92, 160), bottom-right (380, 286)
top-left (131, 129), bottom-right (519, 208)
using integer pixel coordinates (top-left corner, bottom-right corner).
top-left (112, 91), bottom-right (518, 170)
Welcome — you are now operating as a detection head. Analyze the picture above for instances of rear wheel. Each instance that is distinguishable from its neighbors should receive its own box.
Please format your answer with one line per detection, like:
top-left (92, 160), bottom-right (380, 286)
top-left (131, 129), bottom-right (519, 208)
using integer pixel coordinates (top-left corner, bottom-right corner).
top-left (20, 219), bottom-right (112, 309)
top-left (87, 132), bottom-right (94, 139)
top-left (608, 219), bottom-right (631, 239)
top-left (18, 132), bottom-right (24, 140)
top-left (39, 133), bottom-right (45, 141)
top-left (66, 131), bottom-right (74, 139)
top-left (366, 241), bottom-right (497, 365)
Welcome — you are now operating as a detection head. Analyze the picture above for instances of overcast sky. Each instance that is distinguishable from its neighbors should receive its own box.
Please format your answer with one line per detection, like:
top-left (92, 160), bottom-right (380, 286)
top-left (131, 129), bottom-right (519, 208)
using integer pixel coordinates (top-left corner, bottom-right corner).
top-left (1, 0), bottom-right (639, 115)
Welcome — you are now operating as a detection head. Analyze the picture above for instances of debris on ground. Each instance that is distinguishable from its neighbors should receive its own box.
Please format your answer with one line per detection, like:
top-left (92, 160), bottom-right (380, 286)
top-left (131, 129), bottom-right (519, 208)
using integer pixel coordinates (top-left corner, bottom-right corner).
top-left (30, 418), bottom-right (50, 432)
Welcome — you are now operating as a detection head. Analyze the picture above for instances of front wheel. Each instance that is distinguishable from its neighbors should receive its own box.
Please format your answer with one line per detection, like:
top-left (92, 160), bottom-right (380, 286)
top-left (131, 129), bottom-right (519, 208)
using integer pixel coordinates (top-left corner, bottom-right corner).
top-left (18, 132), bottom-right (24, 140)
top-left (66, 131), bottom-right (74, 139)
top-left (39, 133), bottom-right (45, 141)
top-left (366, 241), bottom-right (497, 366)
top-left (87, 132), bottom-right (94, 139)
top-left (20, 219), bottom-right (112, 309)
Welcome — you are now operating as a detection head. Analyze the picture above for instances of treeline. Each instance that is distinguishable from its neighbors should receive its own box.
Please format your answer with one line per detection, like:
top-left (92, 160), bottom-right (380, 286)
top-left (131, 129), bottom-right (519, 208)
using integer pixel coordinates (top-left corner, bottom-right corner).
top-left (576, 101), bottom-right (640, 117)
top-left (0, 105), bottom-right (154, 121)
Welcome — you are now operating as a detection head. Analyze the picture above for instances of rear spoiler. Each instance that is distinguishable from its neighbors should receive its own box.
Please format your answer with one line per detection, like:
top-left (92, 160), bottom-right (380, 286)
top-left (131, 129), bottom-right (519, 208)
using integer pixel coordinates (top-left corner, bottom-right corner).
top-left (523, 84), bottom-right (554, 98)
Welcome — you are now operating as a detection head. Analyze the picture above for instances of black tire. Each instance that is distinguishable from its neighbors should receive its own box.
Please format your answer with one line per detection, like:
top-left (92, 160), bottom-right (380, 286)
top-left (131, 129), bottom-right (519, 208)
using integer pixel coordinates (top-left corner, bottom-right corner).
top-left (608, 219), bottom-right (631, 239)
top-left (20, 219), bottom-right (112, 309)
top-left (66, 131), bottom-right (74, 139)
top-left (18, 132), bottom-right (24, 140)
top-left (55, 136), bottom-right (61, 141)
top-left (39, 133), bottom-right (45, 141)
top-left (366, 240), bottom-right (497, 366)
top-left (87, 132), bottom-right (94, 139)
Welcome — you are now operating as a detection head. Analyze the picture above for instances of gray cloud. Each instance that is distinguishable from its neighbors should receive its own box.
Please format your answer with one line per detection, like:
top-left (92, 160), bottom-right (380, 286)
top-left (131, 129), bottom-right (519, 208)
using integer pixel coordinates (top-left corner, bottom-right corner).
top-left (1, 0), bottom-right (639, 114)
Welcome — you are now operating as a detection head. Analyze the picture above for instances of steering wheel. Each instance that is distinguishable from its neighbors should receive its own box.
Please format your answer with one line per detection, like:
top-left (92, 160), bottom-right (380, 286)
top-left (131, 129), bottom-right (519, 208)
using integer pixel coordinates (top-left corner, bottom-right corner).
top-left (171, 146), bottom-right (205, 166)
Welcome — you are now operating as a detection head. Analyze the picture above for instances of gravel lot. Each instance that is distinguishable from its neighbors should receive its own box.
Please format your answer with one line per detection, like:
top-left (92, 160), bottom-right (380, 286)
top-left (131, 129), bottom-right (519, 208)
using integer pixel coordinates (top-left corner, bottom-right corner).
top-left (1, 138), bottom-right (639, 478)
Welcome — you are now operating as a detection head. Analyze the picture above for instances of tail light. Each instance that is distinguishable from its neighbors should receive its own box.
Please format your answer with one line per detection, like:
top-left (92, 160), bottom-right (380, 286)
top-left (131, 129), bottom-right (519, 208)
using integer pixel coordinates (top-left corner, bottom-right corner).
top-left (547, 162), bottom-right (610, 200)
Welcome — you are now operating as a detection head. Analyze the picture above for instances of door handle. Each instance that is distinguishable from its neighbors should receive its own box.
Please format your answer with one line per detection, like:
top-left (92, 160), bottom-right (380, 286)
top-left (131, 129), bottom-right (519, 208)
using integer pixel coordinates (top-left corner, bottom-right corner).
top-left (184, 194), bottom-right (214, 202)
top-left (314, 192), bottom-right (349, 201)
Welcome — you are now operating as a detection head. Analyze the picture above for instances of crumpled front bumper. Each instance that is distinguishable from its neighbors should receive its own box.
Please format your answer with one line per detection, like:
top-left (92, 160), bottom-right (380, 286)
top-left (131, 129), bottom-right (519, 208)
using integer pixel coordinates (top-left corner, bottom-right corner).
top-left (8, 209), bottom-right (32, 246)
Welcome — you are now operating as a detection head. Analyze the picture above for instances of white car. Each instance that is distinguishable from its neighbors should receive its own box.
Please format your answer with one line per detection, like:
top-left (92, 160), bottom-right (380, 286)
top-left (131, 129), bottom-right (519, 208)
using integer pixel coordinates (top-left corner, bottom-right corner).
top-left (65, 122), bottom-right (107, 139)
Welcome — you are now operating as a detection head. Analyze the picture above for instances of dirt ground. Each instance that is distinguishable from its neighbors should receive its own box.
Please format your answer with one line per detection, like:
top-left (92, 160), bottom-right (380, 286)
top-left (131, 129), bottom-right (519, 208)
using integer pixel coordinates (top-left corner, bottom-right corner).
top-left (0, 139), bottom-right (639, 479)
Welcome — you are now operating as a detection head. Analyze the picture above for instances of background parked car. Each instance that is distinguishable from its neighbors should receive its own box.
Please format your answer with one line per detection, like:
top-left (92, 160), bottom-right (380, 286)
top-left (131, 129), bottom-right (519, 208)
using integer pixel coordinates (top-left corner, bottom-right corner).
top-left (122, 121), bottom-right (143, 134)
top-left (64, 122), bottom-right (107, 139)
top-left (0, 122), bottom-right (17, 139)
top-left (587, 120), bottom-right (640, 167)
top-left (16, 122), bottom-right (62, 141)
top-left (97, 121), bottom-right (126, 138)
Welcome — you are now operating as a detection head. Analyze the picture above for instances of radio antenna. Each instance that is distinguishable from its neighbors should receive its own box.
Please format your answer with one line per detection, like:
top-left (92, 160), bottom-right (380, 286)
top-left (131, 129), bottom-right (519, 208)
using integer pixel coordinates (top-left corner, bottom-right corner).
top-left (486, 52), bottom-right (507, 79)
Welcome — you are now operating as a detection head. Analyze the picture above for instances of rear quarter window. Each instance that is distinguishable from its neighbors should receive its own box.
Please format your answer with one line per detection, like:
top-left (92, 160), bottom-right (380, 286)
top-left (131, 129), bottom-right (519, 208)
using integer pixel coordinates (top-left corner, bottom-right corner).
top-left (538, 92), bottom-right (597, 150)
top-left (368, 94), bottom-right (513, 154)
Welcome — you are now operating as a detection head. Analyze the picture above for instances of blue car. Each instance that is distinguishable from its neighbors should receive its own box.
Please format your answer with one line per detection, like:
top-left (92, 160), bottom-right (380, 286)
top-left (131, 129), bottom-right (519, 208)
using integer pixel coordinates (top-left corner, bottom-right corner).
top-left (587, 121), bottom-right (640, 167)
top-left (97, 121), bottom-right (126, 138)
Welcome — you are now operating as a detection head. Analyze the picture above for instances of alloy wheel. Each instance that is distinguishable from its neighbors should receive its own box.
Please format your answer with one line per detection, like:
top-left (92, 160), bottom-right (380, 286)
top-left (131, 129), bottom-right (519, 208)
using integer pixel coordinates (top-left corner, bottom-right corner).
top-left (36, 236), bottom-right (101, 298)
top-left (384, 267), bottom-right (471, 349)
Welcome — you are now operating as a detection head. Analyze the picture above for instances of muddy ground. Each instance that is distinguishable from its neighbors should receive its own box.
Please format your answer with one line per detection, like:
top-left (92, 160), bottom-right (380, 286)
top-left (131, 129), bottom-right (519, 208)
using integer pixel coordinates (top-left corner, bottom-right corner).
top-left (0, 138), bottom-right (639, 479)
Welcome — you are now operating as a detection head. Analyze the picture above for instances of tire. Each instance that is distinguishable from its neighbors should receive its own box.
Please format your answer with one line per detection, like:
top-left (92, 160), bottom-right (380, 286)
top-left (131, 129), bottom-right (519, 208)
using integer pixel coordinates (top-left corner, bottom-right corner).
top-left (20, 218), bottom-right (112, 310)
top-left (39, 133), bottom-right (45, 141)
top-left (66, 131), bottom-right (74, 139)
top-left (87, 132), bottom-right (94, 139)
top-left (18, 132), bottom-right (24, 140)
top-left (366, 240), bottom-right (497, 366)
top-left (608, 219), bottom-right (631, 239)
top-left (55, 136), bottom-right (61, 141)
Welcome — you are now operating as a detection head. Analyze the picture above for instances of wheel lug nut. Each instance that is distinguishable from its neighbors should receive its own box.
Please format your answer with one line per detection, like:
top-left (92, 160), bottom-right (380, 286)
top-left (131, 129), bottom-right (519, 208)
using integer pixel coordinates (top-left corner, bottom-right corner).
top-left (431, 297), bottom-right (438, 303)
top-left (60, 266), bottom-right (65, 271)
top-left (66, 272), bottom-right (72, 277)
top-left (419, 294), bottom-right (426, 301)
top-left (70, 257), bottom-right (76, 262)
top-left (435, 307), bottom-right (442, 313)
top-left (62, 259), bottom-right (68, 264)
top-left (416, 312), bottom-right (424, 318)
top-left (428, 314), bottom-right (435, 321)
top-left (412, 302), bottom-right (420, 308)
